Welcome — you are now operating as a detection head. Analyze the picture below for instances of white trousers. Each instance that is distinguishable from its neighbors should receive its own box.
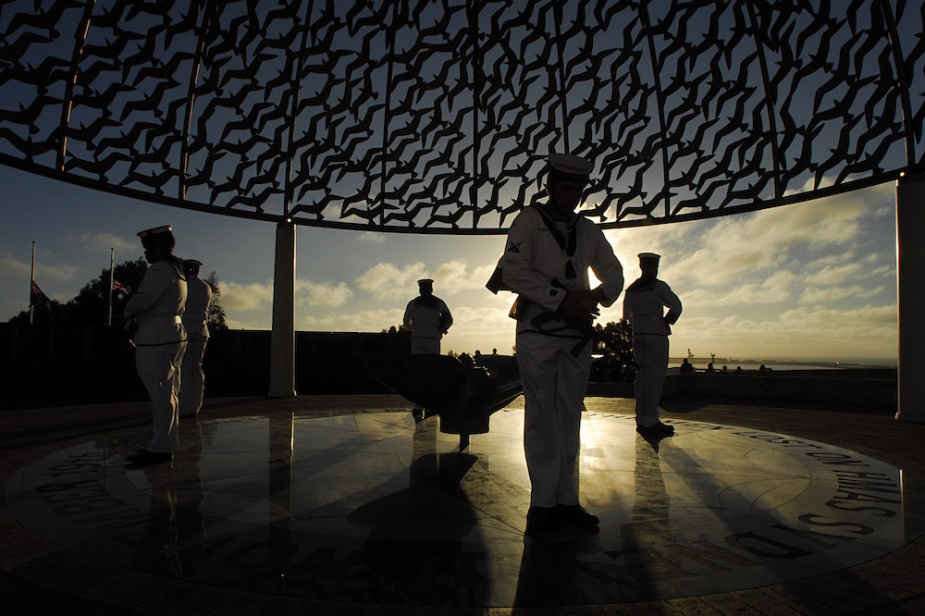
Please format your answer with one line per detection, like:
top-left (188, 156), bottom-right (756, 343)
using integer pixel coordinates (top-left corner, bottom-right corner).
top-left (410, 337), bottom-right (440, 355)
top-left (180, 334), bottom-right (208, 417)
top-left (516, 332), bottom-right (592, 508)
top-left (136, 341), bottom-right (186, 453)
top-left (633, 334), bottom-right (669, 428)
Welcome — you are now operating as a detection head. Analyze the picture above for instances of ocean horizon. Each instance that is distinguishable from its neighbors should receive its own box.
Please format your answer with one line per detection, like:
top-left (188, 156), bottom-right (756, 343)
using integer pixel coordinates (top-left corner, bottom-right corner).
top-left (672, 357), bottom-right (898, 371)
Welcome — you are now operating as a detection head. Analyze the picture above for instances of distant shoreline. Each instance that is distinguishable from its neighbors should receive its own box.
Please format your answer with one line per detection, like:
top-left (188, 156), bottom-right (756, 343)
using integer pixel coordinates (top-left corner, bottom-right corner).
top-left (671, 358), bottom-right (897, 370)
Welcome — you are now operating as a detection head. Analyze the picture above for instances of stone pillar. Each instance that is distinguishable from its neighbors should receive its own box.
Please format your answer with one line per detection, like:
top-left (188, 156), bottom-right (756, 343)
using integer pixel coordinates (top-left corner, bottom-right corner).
top-left (268, 221), bottom-right (297, 397)
top-left (896, 172), bottom-right (925, 422)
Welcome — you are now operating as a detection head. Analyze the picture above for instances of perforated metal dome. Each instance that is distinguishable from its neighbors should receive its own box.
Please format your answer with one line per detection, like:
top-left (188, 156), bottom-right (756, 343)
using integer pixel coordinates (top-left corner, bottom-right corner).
top-left (1, 0), bottom-right (922, 234)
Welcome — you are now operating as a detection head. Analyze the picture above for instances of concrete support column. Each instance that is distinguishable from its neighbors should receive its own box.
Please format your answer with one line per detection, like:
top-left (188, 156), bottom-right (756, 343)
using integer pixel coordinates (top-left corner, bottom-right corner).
top-left (268, 221), bottom-right (296, 397)
top-left (896, 172), bottom-right (925, 422)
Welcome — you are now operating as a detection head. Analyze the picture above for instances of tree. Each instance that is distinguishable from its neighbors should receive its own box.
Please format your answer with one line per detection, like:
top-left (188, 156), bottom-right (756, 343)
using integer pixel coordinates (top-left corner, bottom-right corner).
top-left (62, 258), bottom-right (148, 326)
top-left (8, 258), bottom-right (148, 326)
top-left (8, 259), bottom-right (231, 330)
top-left (202, 271), bottom-right (228, 330)
top-left (590, 319), bottom-right (637, 382)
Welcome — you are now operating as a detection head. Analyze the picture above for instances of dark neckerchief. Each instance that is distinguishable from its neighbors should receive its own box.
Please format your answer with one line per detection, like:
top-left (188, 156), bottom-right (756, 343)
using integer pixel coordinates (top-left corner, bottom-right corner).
top-left (415, 294), bottom-right (440, 308)
top-left (626, 275), bottom-right (657, 292)
top-left (533, 204), bottom-right (578, 279)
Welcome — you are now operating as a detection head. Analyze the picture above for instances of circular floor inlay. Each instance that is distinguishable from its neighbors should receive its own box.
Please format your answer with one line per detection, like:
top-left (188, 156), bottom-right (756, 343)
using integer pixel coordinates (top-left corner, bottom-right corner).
top-left (5, 410), bottom-right (909, 607)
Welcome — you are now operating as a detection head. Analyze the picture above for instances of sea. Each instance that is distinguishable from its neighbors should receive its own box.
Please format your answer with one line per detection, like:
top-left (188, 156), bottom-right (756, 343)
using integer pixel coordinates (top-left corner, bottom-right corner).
top-left (672, 357), bottom-right (897, 372)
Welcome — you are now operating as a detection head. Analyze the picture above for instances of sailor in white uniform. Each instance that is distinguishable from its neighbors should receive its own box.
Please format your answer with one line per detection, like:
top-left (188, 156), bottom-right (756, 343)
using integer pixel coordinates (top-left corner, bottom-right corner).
top-left (179, 259), bottom-right (212, 418)
top-left (124, 226), bottom-right (187, 467)
top-left (403, 278), bottom-right (453, 420)
top-left (622, 252), bottom-right (682, 439)
top-left (403, 278), bottom-right (453, 355)
top-left (490, 153), bottom-right (625, 536)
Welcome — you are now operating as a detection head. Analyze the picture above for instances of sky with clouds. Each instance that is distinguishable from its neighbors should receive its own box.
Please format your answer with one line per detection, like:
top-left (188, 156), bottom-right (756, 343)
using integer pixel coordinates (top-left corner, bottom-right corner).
top-left (0, 163), bottom-right (898, 364)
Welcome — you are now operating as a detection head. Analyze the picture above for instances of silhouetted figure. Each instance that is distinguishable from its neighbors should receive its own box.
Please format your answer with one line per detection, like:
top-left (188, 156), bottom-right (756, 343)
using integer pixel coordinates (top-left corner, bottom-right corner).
top-left (488, 153), bottom-right (625, 537)
top-left (623, 252), bottom-right (682, 441)
top-left (403, 278), bottom-right (453, 421)
top-left (679, 358), bottom-right (694, 374)
top-left (706, 362), bottom-right (716, 373)
top-left (124, 225), bottom-right (187, 469)
top-left (179, 259), bottom-right (212, 418)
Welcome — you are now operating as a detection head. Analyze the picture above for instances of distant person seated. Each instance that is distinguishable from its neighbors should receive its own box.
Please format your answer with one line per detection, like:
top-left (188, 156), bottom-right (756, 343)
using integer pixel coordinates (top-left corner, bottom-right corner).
top-left (721, 365), bottom-right (728, 373)
top-left (705, 362), bottom-right (715, 373)
top-left (679, 358), bottom-right (694, 374)
top-left (759, 364), bottom-right (771, 372)
top-left (735, 366), bottom-right (743, 372)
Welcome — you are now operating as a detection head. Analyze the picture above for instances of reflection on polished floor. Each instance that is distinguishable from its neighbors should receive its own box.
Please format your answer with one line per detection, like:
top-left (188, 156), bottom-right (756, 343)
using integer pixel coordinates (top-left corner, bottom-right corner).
top-left (4, 406), bottom-right (914, 610)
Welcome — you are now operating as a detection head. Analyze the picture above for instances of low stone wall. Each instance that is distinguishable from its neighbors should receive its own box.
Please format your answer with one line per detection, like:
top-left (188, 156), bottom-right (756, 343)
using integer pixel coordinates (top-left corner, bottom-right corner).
top-left (588, 368), bottom-right (897, 408)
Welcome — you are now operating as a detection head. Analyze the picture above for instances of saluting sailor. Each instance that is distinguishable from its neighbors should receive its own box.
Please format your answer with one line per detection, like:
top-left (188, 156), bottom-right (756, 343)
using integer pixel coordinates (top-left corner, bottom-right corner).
top-left (124, 225), bottom-right (187, 468)
top-left (622, 252), bottom-right (682, 439)
top-left (490, 153), bottom-right (625, 537)
top-left (403, 278), bottom-right (454, 421)
top-left (179, 259), bottom-right (212, 418)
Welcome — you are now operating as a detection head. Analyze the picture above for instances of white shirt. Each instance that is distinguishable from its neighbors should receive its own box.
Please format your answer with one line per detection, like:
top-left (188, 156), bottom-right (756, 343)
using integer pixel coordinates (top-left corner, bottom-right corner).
top-left (125, 259), bottom-right (187, 345)
top-left (500, 205), bottom-right (624, 332)
top-left (403, 295), bottom-right (453, 340)
top-left (623, 277), bottom-right (682, 336)
top-left (182, 274), bottom-right (213, 338)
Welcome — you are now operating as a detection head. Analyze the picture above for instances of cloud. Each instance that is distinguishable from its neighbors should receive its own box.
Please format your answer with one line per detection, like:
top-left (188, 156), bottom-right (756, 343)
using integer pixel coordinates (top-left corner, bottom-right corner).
top-left (613, 190), bottom-right (882, 292)
top-left (78, 232), bottom-right (135, 254)
top-left (0, 254), bottom-right (79, 283)
top-left (221, 281), bottom-right (274, 311)
top-left (0, 255), bottom-right (31, 278)
top-left (223, 316), bottom-right (271, 330)
top-left (300, 308), bottom-right (405, 332)
top-left (431, 260), bottom-right (498, 294)
top-left (683, 269), bottom-right (797, 308)
top-left (354, 258), bottom-right (500, 304)
top-left (355, 231), bottom-right (386, 244)
top-left (799, 285), bottom-right (886, 304)
top-left (296, 280), bottom-right (353, 307)
top-left (440, 305), bottom-right (515, 353)
top-left (673, 303), bottom-right (897, 359)
top-left (803, 262), bottom-right (864, 286)
top-left (355, 262), bottom-right (428, 300)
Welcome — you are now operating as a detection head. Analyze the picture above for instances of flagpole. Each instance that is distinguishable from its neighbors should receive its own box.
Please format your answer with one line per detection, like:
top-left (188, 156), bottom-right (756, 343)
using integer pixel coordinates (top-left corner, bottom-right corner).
top-left (107, 247), bottom-right (114, 326)
top-left (29, 240), bottom-right (35, 325)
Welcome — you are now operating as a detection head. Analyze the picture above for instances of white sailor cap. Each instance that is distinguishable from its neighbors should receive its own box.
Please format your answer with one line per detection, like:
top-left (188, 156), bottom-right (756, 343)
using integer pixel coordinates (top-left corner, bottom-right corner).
top-left (548, 153), bottom-right (594, 182)
top-left (417, 278), bottom-right (434, 285)
top-left (137, 225), bottom-right (173, 238)
top-left (638, 252), bottom-right (661, 262)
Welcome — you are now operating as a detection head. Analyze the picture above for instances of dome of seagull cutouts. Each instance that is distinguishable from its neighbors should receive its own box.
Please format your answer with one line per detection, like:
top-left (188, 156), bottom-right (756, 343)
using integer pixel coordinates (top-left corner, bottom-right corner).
top-left (1, 0), bottom-right (923, 234)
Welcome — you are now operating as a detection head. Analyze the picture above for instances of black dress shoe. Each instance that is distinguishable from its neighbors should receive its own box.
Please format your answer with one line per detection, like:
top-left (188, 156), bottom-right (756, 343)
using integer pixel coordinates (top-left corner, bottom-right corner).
top-left (557, 504), bottom-right (600, 527)
top-left (636, 422), bottom-right (675, 439)
top-left (525, 505), bottom-right (560, 537)
top-left (125, 450), bottom-right (172, 468)
top-left (654, 421), bottom-right (675, 434)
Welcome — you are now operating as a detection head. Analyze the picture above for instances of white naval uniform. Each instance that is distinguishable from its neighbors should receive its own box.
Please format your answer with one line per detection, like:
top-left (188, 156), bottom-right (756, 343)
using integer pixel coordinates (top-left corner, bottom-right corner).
top-left (180, 274), bottom-right (212, 417)
top-left (622, 277), bottom-right (682, 428)
top-left (501, 205), bottom-right (624, 508)
top-left (125, 259), bottom-right (187, 453)
top-left (403, 295), bottom-right (453, 355)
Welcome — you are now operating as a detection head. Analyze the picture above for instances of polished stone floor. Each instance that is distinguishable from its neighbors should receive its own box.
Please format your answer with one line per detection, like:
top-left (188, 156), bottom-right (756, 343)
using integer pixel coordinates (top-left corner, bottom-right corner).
top-left (3, 403), bottom-right (916, 611)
